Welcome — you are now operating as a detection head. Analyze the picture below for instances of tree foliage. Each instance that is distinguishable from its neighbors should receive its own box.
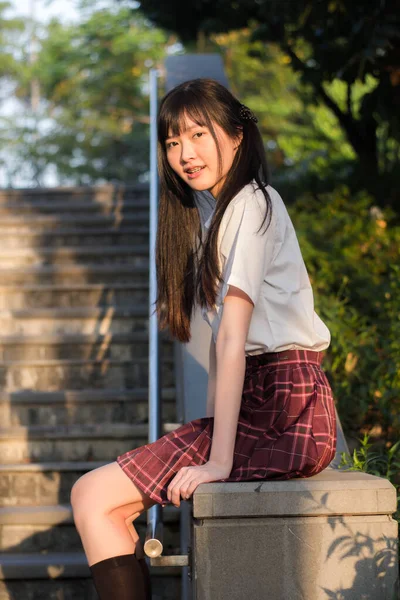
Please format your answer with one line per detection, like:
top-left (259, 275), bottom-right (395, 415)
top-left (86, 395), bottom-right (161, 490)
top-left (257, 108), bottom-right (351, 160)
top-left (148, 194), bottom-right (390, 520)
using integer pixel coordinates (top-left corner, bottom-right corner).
top-left (210, 28), bottom-right (357, 191)
top-left (0, 2), bottom-right (24, 86)
top-left (2, 5), bottom-right (168, 185)
top-left (137, 0), bottom-right (400, 208)
top-left (288, 186), bottom-right (400, 440)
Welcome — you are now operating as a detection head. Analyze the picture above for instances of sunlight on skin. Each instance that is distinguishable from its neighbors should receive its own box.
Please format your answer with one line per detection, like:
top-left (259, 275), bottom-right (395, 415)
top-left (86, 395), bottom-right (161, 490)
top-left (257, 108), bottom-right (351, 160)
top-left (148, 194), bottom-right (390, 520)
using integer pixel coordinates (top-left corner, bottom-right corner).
top-left (165, 114), bottom-right (242, 199)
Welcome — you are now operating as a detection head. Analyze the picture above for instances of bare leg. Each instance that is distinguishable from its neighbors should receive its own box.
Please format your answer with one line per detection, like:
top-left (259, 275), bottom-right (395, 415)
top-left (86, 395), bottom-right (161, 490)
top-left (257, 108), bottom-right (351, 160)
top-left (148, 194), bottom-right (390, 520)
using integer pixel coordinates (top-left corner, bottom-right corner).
top-left (71, 461), bottom-right (156, 566)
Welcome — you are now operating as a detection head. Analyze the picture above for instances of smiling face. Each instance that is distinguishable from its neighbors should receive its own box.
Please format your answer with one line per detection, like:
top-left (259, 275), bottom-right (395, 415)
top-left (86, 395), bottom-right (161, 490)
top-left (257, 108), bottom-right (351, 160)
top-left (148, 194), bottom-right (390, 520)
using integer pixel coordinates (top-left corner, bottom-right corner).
top-left (164, 114), bottom-right (242, 198)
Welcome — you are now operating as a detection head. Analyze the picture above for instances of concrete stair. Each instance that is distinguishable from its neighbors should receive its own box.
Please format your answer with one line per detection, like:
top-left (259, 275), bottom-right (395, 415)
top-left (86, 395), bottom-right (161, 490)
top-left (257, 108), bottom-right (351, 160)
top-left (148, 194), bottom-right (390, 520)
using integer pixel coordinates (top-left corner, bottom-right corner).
top-left (0, 227), bottom-right (149, 249)
top-left (0, 245), bottom-right (149, 268)
top-left (0, 504), bottom-right (180, 554)
top-left (0, 307), bottom-right (153, 335)
top-left (0, 186), bottom-right (182, 599)
top-left (0, 264), bottom-right (149, 285)
top-left (0, 283), bottom-right (149, 309)
top-left (0, 388), bottom-right (176, 427)
top-left (0, 199), bottom-right (149, 216)
top-left (0, 213), bottom-right (149, 230)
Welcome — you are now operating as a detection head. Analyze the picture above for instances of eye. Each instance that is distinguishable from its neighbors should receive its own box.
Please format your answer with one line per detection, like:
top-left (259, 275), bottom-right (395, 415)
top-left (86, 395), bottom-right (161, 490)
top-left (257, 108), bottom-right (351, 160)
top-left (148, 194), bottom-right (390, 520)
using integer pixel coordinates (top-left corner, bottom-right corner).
top-left (166, 141), bottom-right (178, 149)
top-left (193, 132), bottom-right (205, 139)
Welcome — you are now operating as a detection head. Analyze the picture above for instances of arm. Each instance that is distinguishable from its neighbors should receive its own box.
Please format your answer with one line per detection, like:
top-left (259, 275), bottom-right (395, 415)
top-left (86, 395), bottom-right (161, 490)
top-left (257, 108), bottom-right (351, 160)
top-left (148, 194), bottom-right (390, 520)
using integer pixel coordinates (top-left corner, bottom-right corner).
top-left (208, 286), bottom-right (254, 470)
top-left (206, 336), bottom-right (216, 417)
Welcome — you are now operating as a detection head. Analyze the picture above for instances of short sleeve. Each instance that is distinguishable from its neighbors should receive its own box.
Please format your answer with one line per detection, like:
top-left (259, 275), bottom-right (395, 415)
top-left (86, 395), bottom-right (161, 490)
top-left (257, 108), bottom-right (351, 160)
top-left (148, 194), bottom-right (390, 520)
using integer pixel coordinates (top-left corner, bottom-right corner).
top-left (217, 194), bottom-right (276, 306)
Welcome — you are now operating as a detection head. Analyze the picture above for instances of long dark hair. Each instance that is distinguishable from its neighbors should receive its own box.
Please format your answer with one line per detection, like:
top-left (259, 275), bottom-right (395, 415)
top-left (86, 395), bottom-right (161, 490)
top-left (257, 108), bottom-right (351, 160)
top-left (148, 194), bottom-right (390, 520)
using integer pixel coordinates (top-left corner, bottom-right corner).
top-left (155, 78), bottom-right (272, 343)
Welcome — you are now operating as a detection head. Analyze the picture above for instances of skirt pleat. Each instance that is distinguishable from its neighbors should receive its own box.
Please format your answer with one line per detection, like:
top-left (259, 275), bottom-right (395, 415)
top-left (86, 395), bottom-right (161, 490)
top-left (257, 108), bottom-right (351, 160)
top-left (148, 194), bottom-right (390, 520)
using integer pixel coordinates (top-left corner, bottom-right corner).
top-left (116, 349), bottom-right (337, 506)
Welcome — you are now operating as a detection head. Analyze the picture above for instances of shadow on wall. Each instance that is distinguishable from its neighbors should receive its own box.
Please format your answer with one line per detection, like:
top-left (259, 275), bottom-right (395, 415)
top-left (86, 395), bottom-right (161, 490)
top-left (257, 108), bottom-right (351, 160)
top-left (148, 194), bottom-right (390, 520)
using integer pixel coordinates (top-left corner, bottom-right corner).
top-left (192, 476), bottom-right (399, 600)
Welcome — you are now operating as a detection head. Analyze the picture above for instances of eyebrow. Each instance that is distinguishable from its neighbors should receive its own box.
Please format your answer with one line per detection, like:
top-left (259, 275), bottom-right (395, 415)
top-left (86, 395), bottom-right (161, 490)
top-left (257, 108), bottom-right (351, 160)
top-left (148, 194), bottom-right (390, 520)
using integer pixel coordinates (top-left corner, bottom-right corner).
top-left (165, 125), bottom-right (204, 141)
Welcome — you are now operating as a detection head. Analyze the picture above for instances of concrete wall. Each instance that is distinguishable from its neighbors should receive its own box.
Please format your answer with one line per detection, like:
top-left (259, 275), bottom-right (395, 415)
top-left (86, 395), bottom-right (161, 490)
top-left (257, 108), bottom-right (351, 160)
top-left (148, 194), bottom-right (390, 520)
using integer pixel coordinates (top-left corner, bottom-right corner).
top-left (192, 470), bottom-right (399, 600)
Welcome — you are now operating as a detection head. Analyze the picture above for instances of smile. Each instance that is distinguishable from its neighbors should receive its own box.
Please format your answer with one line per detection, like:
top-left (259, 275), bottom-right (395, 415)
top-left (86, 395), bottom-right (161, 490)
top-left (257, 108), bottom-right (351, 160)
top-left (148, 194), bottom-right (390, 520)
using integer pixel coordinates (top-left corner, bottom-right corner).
top-left (186, 166), bottom-right (206, 179)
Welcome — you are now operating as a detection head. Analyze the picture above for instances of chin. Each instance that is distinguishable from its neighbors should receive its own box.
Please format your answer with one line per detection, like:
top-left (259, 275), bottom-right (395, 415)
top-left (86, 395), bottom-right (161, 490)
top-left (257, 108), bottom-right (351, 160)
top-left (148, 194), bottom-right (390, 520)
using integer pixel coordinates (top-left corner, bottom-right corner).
top-left (188, 181), bottom-right (214, 191)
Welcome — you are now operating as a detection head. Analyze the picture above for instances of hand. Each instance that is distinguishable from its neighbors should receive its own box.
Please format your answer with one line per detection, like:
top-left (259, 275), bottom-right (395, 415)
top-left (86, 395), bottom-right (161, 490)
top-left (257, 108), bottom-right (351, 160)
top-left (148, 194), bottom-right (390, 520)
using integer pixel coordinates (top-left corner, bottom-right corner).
top-left (166, 461), bottom-right (232, 507)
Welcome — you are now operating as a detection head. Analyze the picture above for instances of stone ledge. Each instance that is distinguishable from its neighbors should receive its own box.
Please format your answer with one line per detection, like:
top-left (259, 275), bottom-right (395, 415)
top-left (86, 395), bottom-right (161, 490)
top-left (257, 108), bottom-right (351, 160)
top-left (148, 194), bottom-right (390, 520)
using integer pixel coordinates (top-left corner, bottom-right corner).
top-left (193, 468), bottom-right (398, 518)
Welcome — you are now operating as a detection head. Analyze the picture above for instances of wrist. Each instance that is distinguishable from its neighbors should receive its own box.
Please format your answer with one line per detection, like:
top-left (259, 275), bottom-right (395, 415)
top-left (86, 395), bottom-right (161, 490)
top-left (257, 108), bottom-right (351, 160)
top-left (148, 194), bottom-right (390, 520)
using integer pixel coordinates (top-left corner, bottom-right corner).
top-left (208, 457), bottom-right (233, 472)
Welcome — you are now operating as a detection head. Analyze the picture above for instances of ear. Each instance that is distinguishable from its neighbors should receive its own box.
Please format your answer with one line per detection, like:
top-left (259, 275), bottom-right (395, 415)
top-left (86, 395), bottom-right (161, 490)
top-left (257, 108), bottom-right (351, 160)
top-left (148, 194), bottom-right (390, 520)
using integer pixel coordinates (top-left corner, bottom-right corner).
top-left (234, 127), bottom-right (244, 150)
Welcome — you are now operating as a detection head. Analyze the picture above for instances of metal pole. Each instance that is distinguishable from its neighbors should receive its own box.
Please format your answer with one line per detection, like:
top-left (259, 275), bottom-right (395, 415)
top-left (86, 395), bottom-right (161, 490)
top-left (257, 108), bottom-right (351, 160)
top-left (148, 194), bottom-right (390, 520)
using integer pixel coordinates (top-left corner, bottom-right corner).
top-left (144, 67), bottom-right (163, 558)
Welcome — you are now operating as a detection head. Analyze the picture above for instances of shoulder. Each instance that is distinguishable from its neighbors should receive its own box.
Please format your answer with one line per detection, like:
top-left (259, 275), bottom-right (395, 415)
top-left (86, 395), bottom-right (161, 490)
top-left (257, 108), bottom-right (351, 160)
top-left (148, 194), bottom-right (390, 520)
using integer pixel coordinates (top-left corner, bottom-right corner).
top-left (226, 182), bottom-right (285, 213)
top-left (221, 182), bottom-right (264, 228)
top-left (221, 181), bottom-right (285, 230)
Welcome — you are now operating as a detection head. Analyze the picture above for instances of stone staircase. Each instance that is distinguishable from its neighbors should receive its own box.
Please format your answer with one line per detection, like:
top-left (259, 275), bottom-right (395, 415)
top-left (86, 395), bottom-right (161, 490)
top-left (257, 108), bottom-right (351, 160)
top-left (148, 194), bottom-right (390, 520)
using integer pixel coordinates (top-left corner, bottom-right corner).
top-left (0, 186), bottom-right (183, 599)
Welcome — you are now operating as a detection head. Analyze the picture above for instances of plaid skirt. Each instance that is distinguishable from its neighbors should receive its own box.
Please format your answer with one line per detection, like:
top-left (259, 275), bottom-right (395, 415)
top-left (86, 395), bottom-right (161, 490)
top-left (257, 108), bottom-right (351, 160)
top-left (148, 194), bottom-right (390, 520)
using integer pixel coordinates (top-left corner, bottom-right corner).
top-left (116, 349), bottom-right (337, 506)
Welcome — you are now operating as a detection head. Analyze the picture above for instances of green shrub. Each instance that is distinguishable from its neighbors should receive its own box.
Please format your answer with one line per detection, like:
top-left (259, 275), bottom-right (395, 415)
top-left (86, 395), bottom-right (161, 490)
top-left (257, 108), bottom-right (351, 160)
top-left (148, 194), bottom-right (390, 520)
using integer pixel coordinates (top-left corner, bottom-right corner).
top-left (287, 186), bottom-right (400, 440)
top-left (338, 433), bottom-right (400, 525)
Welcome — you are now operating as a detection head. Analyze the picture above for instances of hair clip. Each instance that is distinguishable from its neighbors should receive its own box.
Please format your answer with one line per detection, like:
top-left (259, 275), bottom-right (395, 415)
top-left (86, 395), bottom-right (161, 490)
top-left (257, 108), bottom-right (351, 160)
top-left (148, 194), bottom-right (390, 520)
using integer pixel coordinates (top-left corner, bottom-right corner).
top-left (238, 104), bottom-right (258, 123)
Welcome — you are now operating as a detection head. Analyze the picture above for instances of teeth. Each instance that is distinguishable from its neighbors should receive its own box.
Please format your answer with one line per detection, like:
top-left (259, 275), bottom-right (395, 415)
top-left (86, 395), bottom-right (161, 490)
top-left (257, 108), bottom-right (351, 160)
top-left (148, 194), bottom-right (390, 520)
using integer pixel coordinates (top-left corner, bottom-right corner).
top-left (188, 167), bottom-right (203, 173)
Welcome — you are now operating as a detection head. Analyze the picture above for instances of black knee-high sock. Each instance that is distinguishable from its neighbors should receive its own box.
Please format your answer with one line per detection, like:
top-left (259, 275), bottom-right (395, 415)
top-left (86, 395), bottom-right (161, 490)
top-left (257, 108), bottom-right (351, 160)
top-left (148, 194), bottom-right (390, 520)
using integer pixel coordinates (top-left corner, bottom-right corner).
top-left (137, 557), bottom-right (152, 600)
top-left (89, 553), bottom-right (146, 600)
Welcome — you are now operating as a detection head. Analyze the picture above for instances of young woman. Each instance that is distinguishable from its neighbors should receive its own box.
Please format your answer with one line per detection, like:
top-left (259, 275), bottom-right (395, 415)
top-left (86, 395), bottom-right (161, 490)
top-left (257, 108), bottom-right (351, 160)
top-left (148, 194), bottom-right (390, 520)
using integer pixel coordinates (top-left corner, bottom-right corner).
top-left (71, 78), bottom-right (337, 600)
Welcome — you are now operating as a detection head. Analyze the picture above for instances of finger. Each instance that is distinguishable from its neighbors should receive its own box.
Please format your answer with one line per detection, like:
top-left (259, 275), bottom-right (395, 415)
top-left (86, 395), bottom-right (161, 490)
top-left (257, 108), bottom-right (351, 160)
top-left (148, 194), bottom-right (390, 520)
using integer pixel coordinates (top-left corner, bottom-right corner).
top-left (179, 478), bottom-right (195, 500)
top-left (186, 478), bottom-right (202, 497)
top-left (169, 469), bottom-right (192, 505)
top-left (167, 467), bottom-right (189, 501)
top-left (175, 471), bottom-right (198, 504)
top-left (181, 472), bottom-right (203, 497)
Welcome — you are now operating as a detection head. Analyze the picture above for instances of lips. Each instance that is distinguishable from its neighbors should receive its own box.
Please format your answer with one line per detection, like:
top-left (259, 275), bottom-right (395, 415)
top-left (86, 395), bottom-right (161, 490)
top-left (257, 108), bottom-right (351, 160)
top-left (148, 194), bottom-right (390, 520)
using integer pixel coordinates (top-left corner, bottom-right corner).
top-left (185, 166), bottom-right (205, 174)
top-left (185, 165), bottom-right (206, 180)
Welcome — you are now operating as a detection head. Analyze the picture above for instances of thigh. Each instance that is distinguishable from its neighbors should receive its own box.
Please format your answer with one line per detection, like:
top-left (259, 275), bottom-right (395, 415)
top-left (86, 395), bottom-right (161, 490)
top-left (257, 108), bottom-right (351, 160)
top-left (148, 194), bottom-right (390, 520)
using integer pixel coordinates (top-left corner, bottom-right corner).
top-left (71, 461), bottom-right (157, 520)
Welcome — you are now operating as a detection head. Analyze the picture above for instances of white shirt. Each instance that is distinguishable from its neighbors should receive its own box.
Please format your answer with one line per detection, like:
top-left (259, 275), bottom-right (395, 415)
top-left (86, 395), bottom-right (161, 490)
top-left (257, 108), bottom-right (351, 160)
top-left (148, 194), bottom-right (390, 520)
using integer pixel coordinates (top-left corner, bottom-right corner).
top-left (193, 181), bottom-right (331, 356)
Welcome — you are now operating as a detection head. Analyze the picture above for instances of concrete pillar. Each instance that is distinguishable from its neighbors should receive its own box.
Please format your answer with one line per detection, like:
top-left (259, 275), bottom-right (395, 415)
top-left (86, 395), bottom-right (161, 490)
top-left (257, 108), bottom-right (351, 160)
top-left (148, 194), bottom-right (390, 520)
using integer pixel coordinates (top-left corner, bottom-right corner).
top-left (191, 469), bottom-right (399, 599)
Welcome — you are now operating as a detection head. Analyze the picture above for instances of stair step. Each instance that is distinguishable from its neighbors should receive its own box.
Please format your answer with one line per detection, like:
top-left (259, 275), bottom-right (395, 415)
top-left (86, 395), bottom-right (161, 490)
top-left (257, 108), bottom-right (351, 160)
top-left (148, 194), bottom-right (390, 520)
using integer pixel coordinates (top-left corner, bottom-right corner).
top-left (0, 461), bottom-right (112, 507)
top-left (0, 553), bottom-right (181, 600)
top-left (0, 282), bottom-right (149, 310)
top-left (0, 263), bottom-right (148, 284)
top-left (0, 245), bottom-right (148, 268)
top-left (0, 387), bottom-right (175, 404)
top-left (0, 355), bottom-right (175, 391)
top-left (0, 199), bottom-right (148, 216)
top-left (0, 331), bottom-right (173, 361)
top-left (0, 184), bottom-right (148, 204)
top-left (0, 185), bottom-right (182, 599)
top-left (0, 503), bottom-right (180, 525)
top-left (0, 461), bottom-right (176, 506)
top-left (0, 226), bottom-right (149, 249)
top-left (0, 462), bottom-right (102, 506)
top-left (0, 213), bottom-right (149, 230)
top-left (0, 386), bottom-right (176, 427)
top-left (0, 422), bottom-right (180, 439)
top-left (0, 306), bottom-right (150, 335)
top-left (0, 505), bottom-right (180, 555)
top-left (0, 422), bottom-right (181, 463)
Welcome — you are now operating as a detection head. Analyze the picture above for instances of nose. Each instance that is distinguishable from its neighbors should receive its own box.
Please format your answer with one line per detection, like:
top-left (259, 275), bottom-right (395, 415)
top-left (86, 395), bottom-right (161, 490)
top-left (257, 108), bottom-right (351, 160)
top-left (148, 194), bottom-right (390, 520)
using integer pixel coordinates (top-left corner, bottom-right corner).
top-left (180, 140), bottom-right (196, 164)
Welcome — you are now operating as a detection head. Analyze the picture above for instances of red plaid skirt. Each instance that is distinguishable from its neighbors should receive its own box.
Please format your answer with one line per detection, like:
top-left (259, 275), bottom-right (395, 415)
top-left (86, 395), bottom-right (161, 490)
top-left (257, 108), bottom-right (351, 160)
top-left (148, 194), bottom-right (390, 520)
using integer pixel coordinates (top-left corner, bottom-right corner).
top-left (116, 349), bottom-right (337, 506)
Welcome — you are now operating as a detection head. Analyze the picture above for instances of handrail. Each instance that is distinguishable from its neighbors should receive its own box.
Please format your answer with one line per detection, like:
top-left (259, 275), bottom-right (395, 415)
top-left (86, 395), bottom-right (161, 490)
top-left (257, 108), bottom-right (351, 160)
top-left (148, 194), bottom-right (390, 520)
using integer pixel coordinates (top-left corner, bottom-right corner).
top-left (144, 67), bottom-right (164, 558)
top-left (144, 67), bottom-right (190, 573)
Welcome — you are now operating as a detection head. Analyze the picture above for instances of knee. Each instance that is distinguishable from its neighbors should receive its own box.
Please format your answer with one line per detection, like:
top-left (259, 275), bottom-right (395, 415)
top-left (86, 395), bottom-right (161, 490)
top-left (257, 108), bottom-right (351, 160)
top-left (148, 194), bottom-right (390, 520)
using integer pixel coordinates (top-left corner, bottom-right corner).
top-left (70, 474), bottom-right (95, 526)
